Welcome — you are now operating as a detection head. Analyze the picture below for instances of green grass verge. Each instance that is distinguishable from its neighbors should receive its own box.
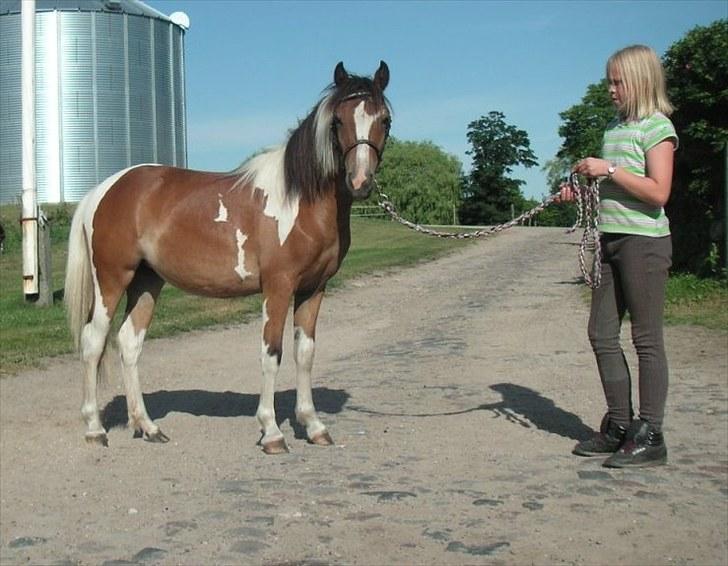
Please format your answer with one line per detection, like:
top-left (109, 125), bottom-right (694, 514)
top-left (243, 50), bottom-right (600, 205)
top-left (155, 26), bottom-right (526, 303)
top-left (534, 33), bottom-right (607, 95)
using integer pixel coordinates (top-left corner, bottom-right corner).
top-left (664, 273), bottom-right (728, 330)
top-left (0, 205), bottom-right (467, 376)
top-left (1, 204), bottom-right (725, 376)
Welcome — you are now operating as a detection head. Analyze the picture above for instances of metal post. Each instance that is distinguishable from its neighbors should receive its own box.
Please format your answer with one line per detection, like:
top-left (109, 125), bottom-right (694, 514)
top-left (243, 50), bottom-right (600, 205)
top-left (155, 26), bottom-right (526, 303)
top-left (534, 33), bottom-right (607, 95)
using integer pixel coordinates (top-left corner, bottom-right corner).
top-left (724, 142), bottom-right (727, 273)
top-left (21, 0), bottom-right (38, 297)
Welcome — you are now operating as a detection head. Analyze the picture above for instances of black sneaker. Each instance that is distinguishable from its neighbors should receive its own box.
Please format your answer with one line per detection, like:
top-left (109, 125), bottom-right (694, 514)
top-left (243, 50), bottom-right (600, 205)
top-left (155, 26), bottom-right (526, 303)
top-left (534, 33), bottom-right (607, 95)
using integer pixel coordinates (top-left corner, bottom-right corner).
top-left (603, 419), bottom-right (667, 468)
top-left (573, 414), bottom-right (628, 457)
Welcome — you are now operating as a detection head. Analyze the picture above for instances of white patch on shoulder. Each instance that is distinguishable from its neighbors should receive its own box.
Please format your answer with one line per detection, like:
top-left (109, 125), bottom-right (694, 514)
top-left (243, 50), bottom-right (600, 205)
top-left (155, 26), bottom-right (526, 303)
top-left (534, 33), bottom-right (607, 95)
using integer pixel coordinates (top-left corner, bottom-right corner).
top-left (236, 146), bottom-right (299, 245)
top-left (214, 195), bottom-right (228, 223)
top-left (234, 229), bottom-right (252, 280)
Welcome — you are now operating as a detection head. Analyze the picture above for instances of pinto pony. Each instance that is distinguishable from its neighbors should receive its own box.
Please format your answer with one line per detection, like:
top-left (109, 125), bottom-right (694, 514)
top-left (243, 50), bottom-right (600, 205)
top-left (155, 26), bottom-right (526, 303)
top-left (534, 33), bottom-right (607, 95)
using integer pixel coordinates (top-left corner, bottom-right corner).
top-left (65, 62), bottom-right (391, 454)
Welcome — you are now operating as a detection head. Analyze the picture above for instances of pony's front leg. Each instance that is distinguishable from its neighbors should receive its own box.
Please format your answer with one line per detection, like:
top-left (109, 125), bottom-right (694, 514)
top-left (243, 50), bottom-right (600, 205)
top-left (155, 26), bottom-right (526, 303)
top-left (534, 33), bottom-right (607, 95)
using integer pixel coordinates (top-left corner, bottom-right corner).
top-left (257, 292), bottom-right (290, 454)
top-left (293, 289), bottom-right (333, 446)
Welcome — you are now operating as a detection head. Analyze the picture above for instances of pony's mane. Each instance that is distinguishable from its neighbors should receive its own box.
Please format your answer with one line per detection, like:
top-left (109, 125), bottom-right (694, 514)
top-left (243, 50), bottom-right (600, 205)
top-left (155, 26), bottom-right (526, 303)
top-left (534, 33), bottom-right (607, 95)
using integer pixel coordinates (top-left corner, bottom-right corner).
top-left (235, 74), bottom-right (390, 203)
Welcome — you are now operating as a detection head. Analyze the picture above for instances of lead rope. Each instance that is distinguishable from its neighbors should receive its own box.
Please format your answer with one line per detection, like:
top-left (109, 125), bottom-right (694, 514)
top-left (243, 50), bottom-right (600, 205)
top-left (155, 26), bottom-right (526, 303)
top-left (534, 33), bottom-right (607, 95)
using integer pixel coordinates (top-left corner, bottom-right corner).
top-left (375, 172), bottom-right (602, 288)
top-left (566, 173), bottom-right (602, 289)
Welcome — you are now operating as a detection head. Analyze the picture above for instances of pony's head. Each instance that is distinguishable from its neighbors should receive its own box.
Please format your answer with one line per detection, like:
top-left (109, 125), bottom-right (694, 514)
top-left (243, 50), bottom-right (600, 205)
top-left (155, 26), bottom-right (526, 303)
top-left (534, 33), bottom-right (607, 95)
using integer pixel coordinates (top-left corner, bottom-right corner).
top-left (330, 61), bottom-right (391, 199)
top-left (284, 61), bottom-right (391, 202)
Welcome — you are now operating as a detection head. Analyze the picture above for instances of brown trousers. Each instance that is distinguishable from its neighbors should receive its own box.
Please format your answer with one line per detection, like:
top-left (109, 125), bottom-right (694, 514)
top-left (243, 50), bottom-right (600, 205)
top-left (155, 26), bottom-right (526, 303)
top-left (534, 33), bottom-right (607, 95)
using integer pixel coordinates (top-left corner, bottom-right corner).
top-left (588, 233), bottom-right (672, 429)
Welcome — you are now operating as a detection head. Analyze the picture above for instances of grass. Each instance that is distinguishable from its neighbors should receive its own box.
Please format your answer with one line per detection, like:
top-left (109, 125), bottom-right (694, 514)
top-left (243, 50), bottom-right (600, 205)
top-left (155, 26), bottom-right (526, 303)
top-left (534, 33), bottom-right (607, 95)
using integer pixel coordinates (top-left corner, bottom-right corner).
top-left (664, 272), bottom-right (728, 330)
top-left (1, 204), bottom-right (725, 376)
top-left (0, 204), bottom-right (467, 376)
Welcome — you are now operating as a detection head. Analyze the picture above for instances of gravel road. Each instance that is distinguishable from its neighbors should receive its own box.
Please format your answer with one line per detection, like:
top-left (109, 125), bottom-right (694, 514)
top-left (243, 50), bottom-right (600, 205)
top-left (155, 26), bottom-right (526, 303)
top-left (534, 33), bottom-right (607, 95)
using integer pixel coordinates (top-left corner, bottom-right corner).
top-left (1, 226), bottom-right (726, 565)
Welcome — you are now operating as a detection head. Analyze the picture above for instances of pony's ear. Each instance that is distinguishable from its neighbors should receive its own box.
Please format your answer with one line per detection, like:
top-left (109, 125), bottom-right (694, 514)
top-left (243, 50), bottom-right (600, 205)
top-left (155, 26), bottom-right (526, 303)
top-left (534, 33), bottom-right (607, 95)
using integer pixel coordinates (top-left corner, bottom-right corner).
top-left (334, 62), bottom-right (348, 86)
top-left (374, 61), bottom-right (389, 91)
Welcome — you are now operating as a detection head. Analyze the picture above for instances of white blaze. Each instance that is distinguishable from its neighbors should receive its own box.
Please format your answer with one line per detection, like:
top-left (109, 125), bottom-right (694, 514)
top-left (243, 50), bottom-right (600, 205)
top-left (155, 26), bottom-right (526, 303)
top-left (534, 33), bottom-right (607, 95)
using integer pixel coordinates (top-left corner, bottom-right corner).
top-left (353, 100), bottom-right (376, 170)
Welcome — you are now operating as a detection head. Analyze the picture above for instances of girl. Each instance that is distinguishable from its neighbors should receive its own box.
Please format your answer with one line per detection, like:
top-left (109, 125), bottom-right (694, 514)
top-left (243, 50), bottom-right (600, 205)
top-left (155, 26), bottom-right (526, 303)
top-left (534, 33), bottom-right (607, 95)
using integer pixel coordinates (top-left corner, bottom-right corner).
top-left (560, 45), bottom-right (677, 467)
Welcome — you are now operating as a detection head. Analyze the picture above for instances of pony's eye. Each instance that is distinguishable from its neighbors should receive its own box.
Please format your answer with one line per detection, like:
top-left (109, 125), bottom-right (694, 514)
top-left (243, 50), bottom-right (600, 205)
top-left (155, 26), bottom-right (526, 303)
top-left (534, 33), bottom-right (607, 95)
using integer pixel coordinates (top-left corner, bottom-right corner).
top-left (332, 116), bottom-right (343, 128)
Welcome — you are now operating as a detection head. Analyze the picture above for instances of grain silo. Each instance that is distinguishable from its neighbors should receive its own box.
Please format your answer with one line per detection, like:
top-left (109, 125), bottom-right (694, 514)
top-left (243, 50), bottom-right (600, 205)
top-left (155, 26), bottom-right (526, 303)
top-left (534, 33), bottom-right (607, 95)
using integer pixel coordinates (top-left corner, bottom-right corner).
top-left (0, 0), bottom-right (189, 204)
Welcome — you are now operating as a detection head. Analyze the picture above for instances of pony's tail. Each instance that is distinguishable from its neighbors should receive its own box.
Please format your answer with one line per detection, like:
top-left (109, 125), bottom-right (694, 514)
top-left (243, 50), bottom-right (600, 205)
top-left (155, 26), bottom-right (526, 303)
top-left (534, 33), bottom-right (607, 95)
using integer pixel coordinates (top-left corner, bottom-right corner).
top-left (64, 196), bottom-right (114, 381)
top-left (65, 198), bottom-right (93, 352)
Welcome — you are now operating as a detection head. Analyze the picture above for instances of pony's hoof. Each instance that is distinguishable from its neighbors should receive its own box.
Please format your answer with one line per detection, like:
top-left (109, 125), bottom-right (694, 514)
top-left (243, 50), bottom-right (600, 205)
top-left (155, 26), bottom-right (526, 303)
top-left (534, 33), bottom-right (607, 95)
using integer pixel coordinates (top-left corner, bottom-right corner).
top-left (309, 431), bottom-right (334, 446)
top-left (144, 430), bottom-right (170, 443)
top-left (85, 432), bottom-right (109, 447)
top-left (262, 438), bottom-right (289, 455)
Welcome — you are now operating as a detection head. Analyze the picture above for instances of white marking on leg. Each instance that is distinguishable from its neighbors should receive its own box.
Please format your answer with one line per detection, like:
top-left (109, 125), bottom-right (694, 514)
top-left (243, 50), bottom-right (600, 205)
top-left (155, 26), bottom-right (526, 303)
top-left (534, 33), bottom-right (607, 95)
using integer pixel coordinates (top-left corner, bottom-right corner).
top-left (257, 300), bottom-right (284, 444)
top-left (118, 316), bottom-right (158, 435)
top-left (234, 229), bottom-right (252, 280)
top-left (214, 195), bottom-right (228, 222)
top-left (80, 306), bottom-right (111, 437)
top-left (294, 326), bottom-right (326, 438)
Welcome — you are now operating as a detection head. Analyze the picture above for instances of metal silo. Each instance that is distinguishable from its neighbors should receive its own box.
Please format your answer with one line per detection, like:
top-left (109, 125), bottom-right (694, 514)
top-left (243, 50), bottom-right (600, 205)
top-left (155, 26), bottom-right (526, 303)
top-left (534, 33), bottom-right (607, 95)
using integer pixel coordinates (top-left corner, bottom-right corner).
top-left (0, 0), bottom-right (189, 204)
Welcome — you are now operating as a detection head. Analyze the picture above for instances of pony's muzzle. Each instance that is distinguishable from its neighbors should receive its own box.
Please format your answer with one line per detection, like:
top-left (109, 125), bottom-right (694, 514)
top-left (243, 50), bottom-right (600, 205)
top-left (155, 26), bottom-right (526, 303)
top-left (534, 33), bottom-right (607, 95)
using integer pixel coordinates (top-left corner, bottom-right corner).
top-left (346, 171), bottom-right (374, 199)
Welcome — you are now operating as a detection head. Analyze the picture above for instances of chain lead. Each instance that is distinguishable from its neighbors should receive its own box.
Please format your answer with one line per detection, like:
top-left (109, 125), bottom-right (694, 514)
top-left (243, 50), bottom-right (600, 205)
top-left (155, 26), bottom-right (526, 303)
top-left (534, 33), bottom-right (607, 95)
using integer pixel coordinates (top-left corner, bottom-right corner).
top-left (374, 175), bottom-right (602, 288)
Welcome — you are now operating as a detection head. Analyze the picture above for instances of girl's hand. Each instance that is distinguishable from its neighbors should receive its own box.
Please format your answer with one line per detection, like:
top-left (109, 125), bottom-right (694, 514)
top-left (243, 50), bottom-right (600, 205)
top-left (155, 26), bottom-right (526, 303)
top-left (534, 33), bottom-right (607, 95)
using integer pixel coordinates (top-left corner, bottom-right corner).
top-left (556, 182), bottom-right (576, 203)
top-left (573, 157), bottom-right (610, 178)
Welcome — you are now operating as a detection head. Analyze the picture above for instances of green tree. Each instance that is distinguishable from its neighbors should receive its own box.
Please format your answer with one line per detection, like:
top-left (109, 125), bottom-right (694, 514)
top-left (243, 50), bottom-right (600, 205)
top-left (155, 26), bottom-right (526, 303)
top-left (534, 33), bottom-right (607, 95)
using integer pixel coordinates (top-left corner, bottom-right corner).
top-left (545, 80), bottom-right (614, 227)
top-left (556, 81), bottom-right (614, 164)
top-left (540, 156), bottom-right (577, 227)
top-left (663, 19), bottom-right (728, 274)
top-left (374, 137), bottom-right (462, 225)
top-left (460, 111), bottom-right (537, 225)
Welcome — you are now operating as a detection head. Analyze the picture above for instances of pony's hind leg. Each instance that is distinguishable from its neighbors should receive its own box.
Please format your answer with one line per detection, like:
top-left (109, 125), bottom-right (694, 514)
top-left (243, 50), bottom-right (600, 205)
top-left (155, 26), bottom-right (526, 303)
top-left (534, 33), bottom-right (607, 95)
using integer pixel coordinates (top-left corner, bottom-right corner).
top-left (81, 305), bottom-right (115, 446)
top-left (118, 265), bottom-right (168, 442)
top-left (293, 289), bottom-right (333, 446)
top-left (80, 279), bottom-right (128, 446)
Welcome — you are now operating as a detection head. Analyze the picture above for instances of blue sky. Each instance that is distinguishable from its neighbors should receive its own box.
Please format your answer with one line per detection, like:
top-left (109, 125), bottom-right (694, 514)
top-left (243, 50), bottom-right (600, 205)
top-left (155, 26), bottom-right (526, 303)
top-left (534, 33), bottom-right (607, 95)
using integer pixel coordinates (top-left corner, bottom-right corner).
top-left (148, 0), bottom-right (726, 200)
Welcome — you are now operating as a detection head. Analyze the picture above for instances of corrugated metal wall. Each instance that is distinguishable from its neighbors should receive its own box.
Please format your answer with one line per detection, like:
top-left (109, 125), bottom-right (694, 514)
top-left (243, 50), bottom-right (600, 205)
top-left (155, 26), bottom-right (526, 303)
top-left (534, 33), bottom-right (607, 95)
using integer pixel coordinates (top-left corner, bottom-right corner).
top-left (0, 8), bottom-right (187, 204)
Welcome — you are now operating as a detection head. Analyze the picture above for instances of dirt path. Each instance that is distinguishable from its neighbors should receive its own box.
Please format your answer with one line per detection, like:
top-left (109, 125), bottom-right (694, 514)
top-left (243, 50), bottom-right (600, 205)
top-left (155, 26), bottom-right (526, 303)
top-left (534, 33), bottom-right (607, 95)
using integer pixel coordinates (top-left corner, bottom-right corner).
top-left (1, 227), bottom-right (726, 566)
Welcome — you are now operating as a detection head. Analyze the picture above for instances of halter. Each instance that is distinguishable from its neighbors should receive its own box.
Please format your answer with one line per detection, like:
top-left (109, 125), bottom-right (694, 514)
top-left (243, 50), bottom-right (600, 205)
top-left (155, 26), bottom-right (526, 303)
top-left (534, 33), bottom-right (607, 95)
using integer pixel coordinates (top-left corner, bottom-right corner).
top-left (333, 91), bottom-right (388, 163)
top-left (342, 139), bottom-right (384, 161)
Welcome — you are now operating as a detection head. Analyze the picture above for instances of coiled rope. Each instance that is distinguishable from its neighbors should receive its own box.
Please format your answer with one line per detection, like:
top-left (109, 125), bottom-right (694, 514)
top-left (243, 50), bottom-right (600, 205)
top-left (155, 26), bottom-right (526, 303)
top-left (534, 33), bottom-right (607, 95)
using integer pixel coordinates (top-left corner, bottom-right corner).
top-left (375, 172), bottom-right (603, 288)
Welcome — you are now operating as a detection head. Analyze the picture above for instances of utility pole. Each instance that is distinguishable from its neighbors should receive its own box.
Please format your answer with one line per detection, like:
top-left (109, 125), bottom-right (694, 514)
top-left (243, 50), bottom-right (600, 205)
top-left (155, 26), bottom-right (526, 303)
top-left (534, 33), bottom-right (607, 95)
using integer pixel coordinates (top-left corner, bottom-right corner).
top-left (21, 0), bottom-right (38, 299)
top-left (21, 0), bottom-right (52, 307)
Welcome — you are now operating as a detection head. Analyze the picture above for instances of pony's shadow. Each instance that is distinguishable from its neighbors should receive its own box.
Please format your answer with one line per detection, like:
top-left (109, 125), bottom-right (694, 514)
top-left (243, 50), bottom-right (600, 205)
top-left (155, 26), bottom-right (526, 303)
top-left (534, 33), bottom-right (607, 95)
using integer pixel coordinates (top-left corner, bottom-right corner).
top-left (101, 387), bottom-right (349, 440)
top-left (349, 382), bottom-right (592, 441)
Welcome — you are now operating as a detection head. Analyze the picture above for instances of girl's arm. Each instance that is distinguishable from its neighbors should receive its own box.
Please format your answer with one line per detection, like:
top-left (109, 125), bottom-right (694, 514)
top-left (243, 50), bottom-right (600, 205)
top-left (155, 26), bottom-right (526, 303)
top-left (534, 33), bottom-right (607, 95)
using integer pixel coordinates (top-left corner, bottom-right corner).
top-left (573, 140), bottom-right (675, 207)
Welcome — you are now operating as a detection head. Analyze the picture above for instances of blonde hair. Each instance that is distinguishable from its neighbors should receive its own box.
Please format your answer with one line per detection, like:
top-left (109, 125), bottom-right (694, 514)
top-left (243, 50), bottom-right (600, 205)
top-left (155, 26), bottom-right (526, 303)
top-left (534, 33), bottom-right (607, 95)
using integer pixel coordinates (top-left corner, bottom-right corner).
top-left (607, 45), bottom-right (673, 121)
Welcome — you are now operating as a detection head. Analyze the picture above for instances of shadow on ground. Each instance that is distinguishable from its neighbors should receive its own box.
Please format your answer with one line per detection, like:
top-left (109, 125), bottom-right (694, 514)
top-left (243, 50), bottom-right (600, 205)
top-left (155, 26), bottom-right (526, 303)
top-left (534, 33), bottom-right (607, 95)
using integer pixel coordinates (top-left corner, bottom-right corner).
top-left (348, 383), bottom-right (593, 441)
top-left (101, 387), bottom-right (350, 436)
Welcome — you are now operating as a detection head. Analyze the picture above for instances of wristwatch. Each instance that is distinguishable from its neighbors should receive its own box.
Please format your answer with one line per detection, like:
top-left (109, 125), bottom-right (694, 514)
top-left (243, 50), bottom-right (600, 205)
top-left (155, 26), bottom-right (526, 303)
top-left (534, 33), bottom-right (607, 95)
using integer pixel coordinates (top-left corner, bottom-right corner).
top-left (607, 164), bottom-right (616, 179)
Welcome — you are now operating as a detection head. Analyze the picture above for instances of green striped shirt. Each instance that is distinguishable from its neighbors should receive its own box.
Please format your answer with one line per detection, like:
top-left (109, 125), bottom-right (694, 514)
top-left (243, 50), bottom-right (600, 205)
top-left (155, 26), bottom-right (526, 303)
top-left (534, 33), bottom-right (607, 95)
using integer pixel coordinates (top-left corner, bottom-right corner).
top-left (599, 112), bottom-right (678, 237)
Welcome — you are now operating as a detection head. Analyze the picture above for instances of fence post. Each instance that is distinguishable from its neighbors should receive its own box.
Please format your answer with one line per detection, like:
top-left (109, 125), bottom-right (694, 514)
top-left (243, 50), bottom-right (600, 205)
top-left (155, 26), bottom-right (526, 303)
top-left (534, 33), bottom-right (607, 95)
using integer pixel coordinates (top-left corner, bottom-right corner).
top-left (35, 210), bottom-right (53, 307)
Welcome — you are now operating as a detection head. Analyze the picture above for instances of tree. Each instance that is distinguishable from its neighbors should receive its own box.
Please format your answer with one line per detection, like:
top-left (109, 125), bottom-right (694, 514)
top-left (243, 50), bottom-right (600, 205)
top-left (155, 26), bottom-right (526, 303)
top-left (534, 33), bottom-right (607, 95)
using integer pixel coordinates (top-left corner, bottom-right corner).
top-left (544, 81), bottom-right (615, 227)
top-left (556, 81), bottom-right (614, 164)
top-left (663, 19), bottom-right (728, 274)
top-left (460, 111), bottom-right (537, 225)
top-left (539, 156), bottom-right (577, 227)
top-left (373, 137), bottom-right (462, 225)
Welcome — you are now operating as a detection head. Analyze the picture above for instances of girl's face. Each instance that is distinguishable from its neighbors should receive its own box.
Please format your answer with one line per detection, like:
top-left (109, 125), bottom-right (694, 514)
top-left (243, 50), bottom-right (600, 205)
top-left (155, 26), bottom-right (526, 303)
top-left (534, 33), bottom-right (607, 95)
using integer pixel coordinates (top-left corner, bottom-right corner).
top-left (607, 67), bottom-right (626, 110)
